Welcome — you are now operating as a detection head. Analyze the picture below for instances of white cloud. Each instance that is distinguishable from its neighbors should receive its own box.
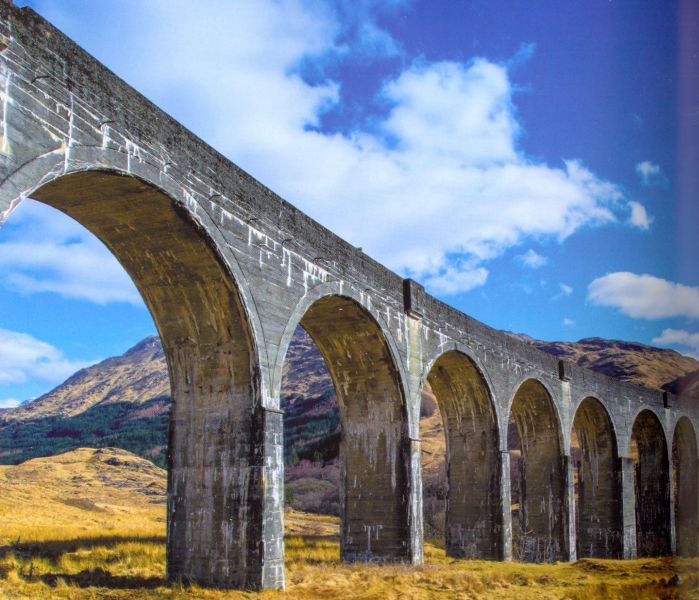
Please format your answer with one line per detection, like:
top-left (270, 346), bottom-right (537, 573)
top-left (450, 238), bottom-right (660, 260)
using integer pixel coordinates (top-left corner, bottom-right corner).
top-left (0, 200), bottom-right (142, 305)
top-left (635, 160), bottom-right (662, 185)
top-left (423, 266), bottom-right (488, 296)
top-left (552, 283), bottom-right (573, 300)
top-left (628, 200), bottom-right (651, 230)
top-left (0, 329), bottom-right (96, 387)
top-left (15, 1), bottom-right (640, 296)
top-left (588, 272), bottom-right (699, 319)
top-left (563, 317), bottom-right (575, 326)
top-left (652, 328), bottom-right (699, 359)
top-left (517, 249), bottom-right (548, 269)
top-left (0, 398), bottom-right (21, 409)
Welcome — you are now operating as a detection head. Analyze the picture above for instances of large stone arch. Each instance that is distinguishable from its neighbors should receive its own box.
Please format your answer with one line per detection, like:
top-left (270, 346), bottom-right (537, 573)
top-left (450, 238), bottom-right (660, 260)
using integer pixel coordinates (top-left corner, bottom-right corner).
top-left (508, 378), bottom-right (567, 562)
top-left (422, 349), bottom-right (501, 559)
top-left (272, 281), bottom-right (409, 404)
top-left (631, 409), bottom-right (671, 557)
top-left (673, 416), bottom-right (698, 556)
top-left (0, 165), bottom-right (283, 589)
top-left (277, 289), bottom-right (412, 562)
top-left (571, 397), bottom-right (622, 558)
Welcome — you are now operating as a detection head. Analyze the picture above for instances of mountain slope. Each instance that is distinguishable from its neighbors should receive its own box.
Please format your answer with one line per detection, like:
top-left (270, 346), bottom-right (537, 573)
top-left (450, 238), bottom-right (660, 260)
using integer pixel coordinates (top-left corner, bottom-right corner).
top-left (0, 447), bottom-right (166, 541)
top-left (522, 335), bottom-right (699, 391)
top-left (4, 336), bottom-right (169, 422)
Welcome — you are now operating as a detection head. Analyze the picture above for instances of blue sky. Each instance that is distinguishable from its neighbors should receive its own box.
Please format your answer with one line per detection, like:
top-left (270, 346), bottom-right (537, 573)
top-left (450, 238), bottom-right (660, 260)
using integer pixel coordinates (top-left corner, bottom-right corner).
top-left (1, 0), bottom-right (698, 406)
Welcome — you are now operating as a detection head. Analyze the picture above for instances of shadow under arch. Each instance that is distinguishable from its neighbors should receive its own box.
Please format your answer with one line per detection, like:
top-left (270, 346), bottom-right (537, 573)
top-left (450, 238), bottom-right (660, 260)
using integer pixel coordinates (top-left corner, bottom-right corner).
top-left (5, 169), bottom-right (275, 589)
top-left (631, 409), bottom-right (671, 557)
top-left (673, 416), bottom-right (698, 556)
top-left (570, 396), bottom-right (622, 558)
top-left (508, 378), bottom-right (566, 562)
top-left (423, 349), bottom-right (501, 559)
top-left (280, 292), bottom-right (411, 562)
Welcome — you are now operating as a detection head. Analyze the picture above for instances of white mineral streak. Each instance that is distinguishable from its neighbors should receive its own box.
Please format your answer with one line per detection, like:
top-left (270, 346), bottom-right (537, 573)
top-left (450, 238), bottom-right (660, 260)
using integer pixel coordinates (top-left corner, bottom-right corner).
top-left (1, 71), bottom-right (11, 156)
top-left (363, 524), bottom-right (383, 553)
top-left (301, 258), bottom-right (328, 296)
top-left (100, 123), bottom-right (111, 149)
top-left (62, 94), bottom-right (75, 172)
top-left (281, 248), bottom-right (292, 286)
top-left (124, 138), bottom-right (144, 173)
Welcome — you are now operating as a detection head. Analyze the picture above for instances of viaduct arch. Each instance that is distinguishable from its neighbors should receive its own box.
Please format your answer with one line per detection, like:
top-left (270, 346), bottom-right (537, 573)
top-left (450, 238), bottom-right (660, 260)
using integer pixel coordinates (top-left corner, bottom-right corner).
top-left (0, 2), bottom-right (697, 590)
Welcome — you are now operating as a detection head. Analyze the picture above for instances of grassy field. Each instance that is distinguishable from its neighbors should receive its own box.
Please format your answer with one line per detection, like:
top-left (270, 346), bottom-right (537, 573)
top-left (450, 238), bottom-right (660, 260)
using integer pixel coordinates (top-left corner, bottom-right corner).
top-left (1, 448), bottom-right (698, 599)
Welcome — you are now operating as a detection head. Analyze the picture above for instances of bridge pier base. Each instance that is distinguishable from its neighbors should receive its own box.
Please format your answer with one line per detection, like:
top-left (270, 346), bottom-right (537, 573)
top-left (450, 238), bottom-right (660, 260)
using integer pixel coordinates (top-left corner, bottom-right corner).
top-left (408, 437), bottom-right (425, 564)
top-left (564, 455), bottom-right (577, 561)
top-left (500, 450), bottom-right (513, 561)
top-left (620, 456), bottom-right (638, 559)
top-left (166, 345), bottom-right (285, 590)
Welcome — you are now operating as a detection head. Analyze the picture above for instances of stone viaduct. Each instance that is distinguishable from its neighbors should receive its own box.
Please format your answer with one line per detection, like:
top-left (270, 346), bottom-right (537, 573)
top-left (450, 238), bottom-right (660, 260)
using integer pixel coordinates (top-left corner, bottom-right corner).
top-left (0, 1), bottom-right (697, 591)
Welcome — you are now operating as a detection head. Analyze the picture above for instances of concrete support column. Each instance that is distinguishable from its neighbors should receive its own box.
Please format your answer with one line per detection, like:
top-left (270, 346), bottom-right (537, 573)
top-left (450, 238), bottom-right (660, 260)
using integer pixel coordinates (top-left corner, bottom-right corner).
top-left (696, 456), bottom-right (699, 556)
top-left (669, 456), bottom-right (677, 556)
top-left (500, 450), bottom-right (513, 561)
top-left (620, 456), bottom-right (637, 559)
top-left (564, 455), bottom-right (577, 562)
top-left (166, 344), bottom-right (285, 590)
top-left (260, 406), bottom-right (286, 588)
top-left (407, 437), bottom-right (424, 564)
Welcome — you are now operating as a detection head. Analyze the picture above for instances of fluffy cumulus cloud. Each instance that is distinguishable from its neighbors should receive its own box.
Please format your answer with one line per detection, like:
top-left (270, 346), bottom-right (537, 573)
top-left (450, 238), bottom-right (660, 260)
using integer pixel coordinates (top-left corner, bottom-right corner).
top-left (635, 160), bottom-right (662, 186)
top-left (652, 329), bottom-right (699, 359)
top-left (0, 398), bottom-right (21, 409)
top-left (0, 328), bottom-right (96, 387)
top-left (588, 272), bottom-right (699, 319)
top-left (0, 200), bottom-right (142, 305)
top-left (628, 201), bottom-right (651, 230)
top-left (516, 249), bottom-right (548, 269)
top-left (16, 1), bottom-right (643, 296)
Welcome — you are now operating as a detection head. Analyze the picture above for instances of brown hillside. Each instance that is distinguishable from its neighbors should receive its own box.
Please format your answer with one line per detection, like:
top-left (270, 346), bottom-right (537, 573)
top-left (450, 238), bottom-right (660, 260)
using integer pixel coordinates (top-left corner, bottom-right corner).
top-left (4, 337), bottom-right (168, 422)
top-left (0, 447), bottom-right (166, 539)
top-left (509, 334), bottom-right (699, 391)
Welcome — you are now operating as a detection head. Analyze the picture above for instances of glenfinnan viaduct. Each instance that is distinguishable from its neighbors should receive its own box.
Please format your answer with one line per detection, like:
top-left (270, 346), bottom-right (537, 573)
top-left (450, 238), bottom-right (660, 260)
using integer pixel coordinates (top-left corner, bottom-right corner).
top-left (0, 2), bottom-right (697, 591)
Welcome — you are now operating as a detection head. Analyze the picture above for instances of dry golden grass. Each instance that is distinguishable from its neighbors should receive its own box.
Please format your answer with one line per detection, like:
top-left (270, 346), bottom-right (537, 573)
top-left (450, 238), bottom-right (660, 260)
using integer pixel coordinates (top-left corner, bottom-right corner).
top-left (1, 448), bottom-right (698, 599)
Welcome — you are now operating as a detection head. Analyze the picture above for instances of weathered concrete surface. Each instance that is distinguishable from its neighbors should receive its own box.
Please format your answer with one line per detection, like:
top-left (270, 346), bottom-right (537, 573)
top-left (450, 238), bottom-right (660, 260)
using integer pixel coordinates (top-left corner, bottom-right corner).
top-left (632, 410), bottom-right (672, 557)
top-left (673, 417), bottom-right (699, 556)
top-left (0, 1), bottom-right (697, 590)
top-left (299, 296), bottom-right (411, 561)
top-left (426, 351), bottom-right (501, 559)
top-left (571, 398), bottom-right (623, 559)
top-left (508, 379), bottom-right (567, 562)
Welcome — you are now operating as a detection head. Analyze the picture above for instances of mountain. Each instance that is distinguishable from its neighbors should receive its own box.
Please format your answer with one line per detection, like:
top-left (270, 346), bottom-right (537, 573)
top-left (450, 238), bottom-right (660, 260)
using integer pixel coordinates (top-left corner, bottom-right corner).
top-left (664, 369), bottom-right (699, 399)
top-left (2, 336), bottom-right (169, 422)
top-left (0, 337), bottom-right (170, 466)
top-left (515, 335), bottom-right (699, 391)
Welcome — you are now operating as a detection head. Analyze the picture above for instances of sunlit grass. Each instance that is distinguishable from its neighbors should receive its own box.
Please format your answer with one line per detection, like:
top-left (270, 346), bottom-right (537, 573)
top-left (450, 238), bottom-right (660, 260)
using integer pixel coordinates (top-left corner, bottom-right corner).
top-left (3, 531), bottom-right (698, 599)
top-left (1, 448), bottom-right (698, 599)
